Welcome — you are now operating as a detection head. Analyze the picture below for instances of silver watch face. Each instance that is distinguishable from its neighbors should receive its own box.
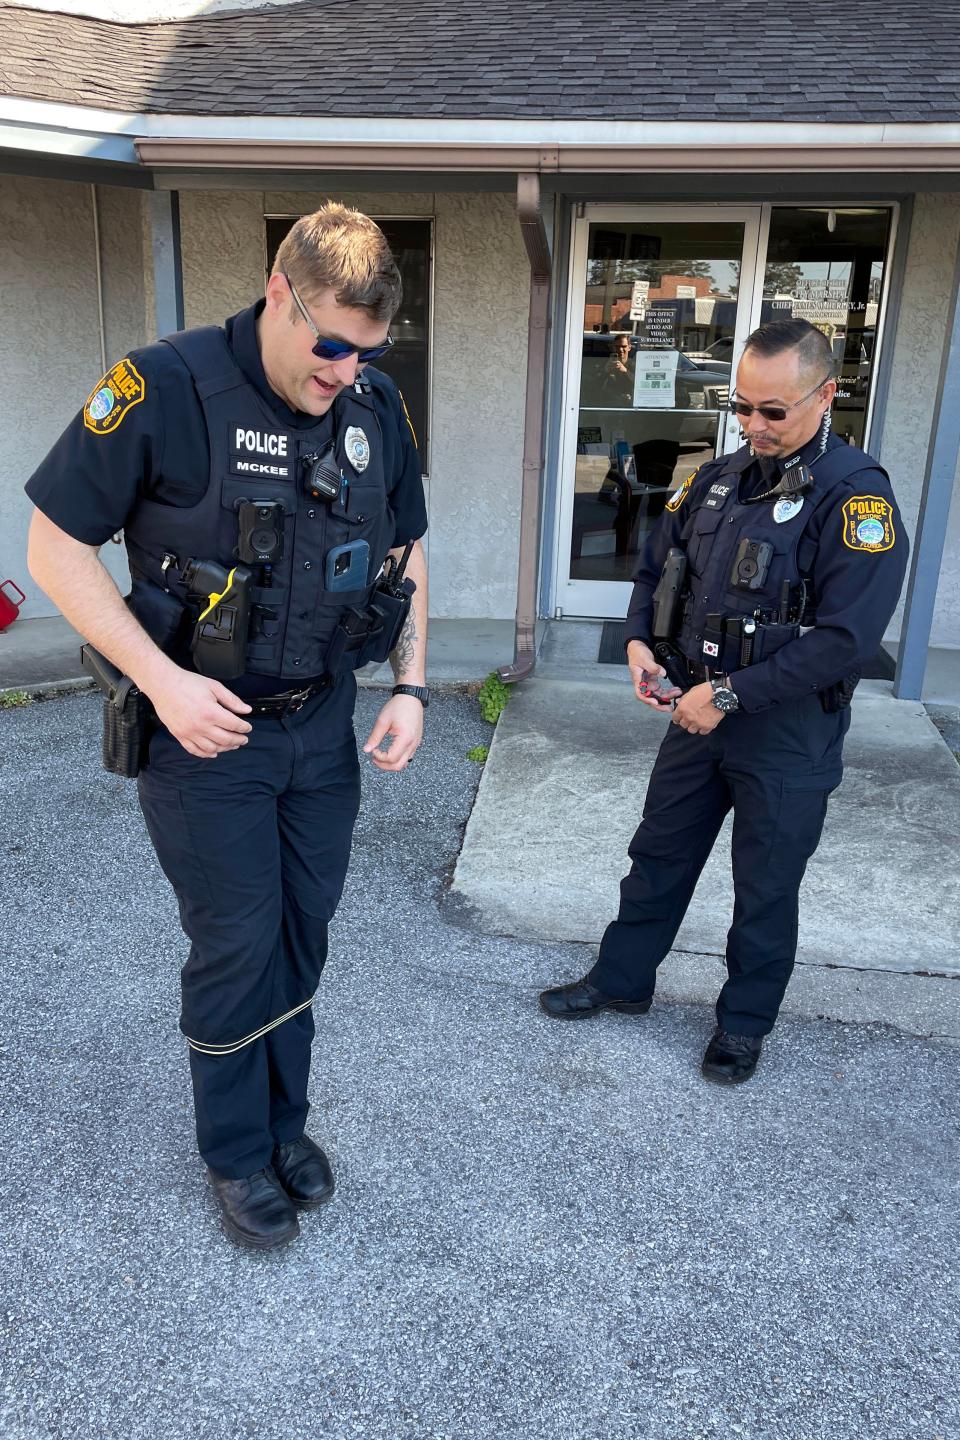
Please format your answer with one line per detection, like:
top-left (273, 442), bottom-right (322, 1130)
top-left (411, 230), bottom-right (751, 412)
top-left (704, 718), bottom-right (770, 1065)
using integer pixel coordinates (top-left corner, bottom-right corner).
top-left (711, 686), bottom-right (738, 713)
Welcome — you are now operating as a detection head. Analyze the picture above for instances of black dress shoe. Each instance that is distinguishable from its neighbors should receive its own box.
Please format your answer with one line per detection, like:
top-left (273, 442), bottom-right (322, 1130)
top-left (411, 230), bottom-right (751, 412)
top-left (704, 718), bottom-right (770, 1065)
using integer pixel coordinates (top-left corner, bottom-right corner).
top-left (272, 1135), bottom-right (335, 1208)
top-left (701, 1029), bottom-right (764, 1085)
top-left (539, 977), bottom-right (652, 1020)
top-left (208, 1165), bottom-right (300, 1249)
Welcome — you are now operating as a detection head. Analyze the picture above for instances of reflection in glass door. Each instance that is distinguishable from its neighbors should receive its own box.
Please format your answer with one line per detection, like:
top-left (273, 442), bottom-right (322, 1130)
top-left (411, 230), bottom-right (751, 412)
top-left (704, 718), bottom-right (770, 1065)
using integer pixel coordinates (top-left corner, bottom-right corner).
top-left (556, 208), bottom-right (761, 619)
top-left (757, 206), bottom-right (895, 449)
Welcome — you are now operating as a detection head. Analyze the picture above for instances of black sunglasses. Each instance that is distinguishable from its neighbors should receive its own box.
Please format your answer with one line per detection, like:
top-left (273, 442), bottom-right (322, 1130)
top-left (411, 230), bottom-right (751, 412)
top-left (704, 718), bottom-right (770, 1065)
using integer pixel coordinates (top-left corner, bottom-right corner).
top-left (730, 373), bottom-right (833, 423)
top-left (284, 273), bottom-right (394, 364)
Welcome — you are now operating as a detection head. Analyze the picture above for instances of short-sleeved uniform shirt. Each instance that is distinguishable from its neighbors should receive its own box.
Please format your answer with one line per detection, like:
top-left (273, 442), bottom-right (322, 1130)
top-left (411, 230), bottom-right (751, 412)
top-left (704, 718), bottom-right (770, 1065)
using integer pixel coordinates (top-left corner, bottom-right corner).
top-left (26, 302), bottom-right (428, 695)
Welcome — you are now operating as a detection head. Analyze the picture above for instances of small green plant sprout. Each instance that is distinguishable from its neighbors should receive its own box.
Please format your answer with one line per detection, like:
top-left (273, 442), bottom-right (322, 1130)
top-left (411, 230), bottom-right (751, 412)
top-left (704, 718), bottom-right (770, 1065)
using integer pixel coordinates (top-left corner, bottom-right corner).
top-left (466, 745), bottom-right (489, 764)
top-left (477, 672), bottom-right (511, 725)
top-left (0, 689), bottom-right (31, 709)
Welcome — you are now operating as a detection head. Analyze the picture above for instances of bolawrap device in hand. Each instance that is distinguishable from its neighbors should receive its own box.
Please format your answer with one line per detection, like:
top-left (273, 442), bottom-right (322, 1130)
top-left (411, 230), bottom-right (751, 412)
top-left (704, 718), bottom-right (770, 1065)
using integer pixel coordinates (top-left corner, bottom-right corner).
top-left (638, 670), bottom-right (683, 707)
top-left (236, 499), bottom-right (285, 565)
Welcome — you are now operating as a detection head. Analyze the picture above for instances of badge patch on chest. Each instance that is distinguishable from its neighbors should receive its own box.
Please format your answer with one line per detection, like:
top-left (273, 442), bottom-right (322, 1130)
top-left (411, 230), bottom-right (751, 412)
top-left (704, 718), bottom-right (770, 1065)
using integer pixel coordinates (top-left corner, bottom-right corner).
top-left (666, 471), bottom-right (696, 513)
top-left (345, 426), bottom-right (371, 474)
top-left (773, 496), bottom-right (805, 524)
top-left (841, 495), bottom-right (895, 552)
top-left (83, 359), bottom-right (145, 436)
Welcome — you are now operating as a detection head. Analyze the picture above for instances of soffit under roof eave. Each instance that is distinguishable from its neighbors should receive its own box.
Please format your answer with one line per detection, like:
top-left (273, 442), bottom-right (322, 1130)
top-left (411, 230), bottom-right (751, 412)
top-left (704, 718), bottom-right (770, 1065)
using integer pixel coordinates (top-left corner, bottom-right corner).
top-left (133, 137), bottom-right (960, 174)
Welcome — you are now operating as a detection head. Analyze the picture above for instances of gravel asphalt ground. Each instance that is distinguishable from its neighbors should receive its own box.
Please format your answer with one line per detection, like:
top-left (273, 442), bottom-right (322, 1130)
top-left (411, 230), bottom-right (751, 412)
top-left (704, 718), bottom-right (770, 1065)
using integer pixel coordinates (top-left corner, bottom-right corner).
top-left (1, 688), bottom-right (957, 1440)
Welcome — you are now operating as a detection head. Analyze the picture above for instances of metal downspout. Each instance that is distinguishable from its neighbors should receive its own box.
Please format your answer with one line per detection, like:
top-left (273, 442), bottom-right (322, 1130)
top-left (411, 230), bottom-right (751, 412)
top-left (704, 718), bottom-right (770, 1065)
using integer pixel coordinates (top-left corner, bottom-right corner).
top-left (498, 171), bottom-right (552, 684)
top-left (90, 184), bottom-right (107, 375)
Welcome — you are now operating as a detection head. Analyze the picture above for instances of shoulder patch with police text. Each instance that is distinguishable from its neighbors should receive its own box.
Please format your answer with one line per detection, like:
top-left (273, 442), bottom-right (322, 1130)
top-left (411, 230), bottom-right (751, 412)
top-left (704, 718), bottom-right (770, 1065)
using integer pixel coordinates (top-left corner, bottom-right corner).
top-left (666, 470), bottom-right (696, 513)
top-left (841, 495), bottom-right (896, 553)
top-left (83, 358), bottom-right (145, 436)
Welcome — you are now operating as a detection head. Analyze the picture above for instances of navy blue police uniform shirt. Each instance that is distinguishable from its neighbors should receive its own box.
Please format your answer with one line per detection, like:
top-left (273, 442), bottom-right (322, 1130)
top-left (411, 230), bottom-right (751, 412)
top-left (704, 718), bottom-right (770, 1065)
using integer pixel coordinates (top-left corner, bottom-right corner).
top-left (26, 301), bottom-right (427, 695)
top-left (623, 428), bottom-right (909, 713)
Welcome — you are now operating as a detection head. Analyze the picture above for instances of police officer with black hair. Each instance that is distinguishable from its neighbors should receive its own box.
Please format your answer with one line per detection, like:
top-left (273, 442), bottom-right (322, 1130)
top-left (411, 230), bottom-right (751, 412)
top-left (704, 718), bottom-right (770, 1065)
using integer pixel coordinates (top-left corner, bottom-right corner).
top-left (26, 203), bottom-right (429, 1247)
top-left (540, 318), bottom-right (908, 1084)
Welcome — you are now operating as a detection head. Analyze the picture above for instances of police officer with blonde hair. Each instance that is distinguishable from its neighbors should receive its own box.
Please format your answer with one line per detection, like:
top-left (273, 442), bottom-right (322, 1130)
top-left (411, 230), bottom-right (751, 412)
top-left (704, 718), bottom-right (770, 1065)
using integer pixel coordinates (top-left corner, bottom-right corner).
top-left (26, 203), bottom-right (429, 1247)
top-left (540, 318), bottom-right (908, 1084)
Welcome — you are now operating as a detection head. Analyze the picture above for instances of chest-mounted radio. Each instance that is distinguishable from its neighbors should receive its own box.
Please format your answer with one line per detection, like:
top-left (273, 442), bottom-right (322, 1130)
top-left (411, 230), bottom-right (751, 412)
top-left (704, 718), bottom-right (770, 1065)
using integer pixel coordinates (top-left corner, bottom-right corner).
top-left (744, 463), bottom-right (814, 506)
top-left (302, 442), bottom-right (342, 504)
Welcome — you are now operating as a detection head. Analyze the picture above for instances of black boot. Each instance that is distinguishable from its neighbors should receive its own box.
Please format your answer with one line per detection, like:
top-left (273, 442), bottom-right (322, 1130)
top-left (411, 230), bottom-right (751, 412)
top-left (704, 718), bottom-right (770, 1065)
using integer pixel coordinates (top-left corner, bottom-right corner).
top-left (701, 1029), bottom-right (764, 1085)
top-left (539, 977), bottom-right (652, 1020)
top-left (273, 1136), bottom-right (335, 1208)
top-left (208, 1165), bottom-right (300, 1249)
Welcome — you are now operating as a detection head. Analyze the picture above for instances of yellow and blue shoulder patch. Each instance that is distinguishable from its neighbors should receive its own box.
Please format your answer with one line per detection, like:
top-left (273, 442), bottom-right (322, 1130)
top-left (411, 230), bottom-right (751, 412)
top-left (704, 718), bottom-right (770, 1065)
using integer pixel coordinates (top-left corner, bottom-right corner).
top-left (666, 470), bottom-right (697, 513)
top-left (841, 495), bottom-right (896, 553)
top-left (83, 358), bottom-right (145, 436)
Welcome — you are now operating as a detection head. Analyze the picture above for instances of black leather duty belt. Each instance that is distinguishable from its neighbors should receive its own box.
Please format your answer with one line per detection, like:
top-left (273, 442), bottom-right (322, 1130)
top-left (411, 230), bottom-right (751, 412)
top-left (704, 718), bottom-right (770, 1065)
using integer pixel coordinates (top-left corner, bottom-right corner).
top-left (244, 680), bottom-right (332, 717)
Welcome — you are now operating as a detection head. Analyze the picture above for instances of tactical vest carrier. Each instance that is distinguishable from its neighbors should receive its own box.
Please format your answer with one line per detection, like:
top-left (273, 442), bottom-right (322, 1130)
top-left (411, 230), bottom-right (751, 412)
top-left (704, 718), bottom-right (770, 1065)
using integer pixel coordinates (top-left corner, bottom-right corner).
top-left (669, 440), bottom-right (890, 679)
top-left (123, 326), bottom-right (397, 680)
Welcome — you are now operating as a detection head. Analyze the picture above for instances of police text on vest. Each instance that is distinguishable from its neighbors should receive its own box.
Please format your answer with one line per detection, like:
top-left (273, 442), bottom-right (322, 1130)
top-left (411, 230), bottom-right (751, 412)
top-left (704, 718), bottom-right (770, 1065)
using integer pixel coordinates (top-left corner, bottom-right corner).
top-left (234, 429), bottom-right (288, 457)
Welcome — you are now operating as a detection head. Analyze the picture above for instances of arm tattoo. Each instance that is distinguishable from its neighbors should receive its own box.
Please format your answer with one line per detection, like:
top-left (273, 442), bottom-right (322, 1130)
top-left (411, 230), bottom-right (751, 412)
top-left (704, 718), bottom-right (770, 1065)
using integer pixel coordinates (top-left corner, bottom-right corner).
top-left (390, 606), bottom-right (418, 680)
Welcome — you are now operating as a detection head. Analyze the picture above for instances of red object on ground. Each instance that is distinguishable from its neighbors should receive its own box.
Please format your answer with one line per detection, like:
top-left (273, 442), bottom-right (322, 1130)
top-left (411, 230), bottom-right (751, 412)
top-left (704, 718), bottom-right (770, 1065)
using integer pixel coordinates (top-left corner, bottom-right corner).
top-left (0, 580), bottom-right (25, 631)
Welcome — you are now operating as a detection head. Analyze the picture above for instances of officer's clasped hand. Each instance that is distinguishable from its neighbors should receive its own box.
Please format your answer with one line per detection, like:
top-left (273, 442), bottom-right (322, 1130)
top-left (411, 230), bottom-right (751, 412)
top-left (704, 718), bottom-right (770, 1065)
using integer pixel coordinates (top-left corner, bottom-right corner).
top-left (671, 682), bottom-right (725, 736)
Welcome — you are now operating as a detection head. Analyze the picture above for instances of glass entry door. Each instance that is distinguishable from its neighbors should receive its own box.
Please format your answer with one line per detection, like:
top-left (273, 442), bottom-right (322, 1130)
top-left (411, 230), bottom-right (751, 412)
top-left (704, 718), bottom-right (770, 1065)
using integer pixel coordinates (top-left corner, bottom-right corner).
top-left (555, 207), bottom-right (762, 619)
top-left (755, 205), bottom-right (895, 450)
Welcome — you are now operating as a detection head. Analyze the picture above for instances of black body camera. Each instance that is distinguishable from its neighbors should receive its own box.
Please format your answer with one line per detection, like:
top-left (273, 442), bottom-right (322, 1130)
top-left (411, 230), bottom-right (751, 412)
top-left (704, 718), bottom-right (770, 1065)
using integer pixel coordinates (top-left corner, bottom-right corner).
top-left (730, 538), bottom-right (774, 592)
top-left (236, 499), bottom-right (285, 565)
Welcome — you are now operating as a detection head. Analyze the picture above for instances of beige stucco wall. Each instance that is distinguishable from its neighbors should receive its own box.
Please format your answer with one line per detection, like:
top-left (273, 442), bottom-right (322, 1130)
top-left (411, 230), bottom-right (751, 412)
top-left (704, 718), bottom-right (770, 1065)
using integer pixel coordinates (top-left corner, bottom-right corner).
top-left (176, 187), bottom-right (530, 620)
top-left (0, 175), bottom-right (146, 619)
top-left (8, 176), bottom-right (958, 649)
top-left (98, 184), bottom-right (149, 363)
top-left (879, 191), bottom-right (960, 650)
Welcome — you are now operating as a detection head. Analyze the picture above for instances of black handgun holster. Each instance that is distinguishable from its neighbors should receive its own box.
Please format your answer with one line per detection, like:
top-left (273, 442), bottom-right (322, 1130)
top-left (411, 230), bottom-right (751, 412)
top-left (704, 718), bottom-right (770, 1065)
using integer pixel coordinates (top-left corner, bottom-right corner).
top-left (819, 671), bottom-right (861, 714)
top-left (80, 645), bottom-right (152, 779)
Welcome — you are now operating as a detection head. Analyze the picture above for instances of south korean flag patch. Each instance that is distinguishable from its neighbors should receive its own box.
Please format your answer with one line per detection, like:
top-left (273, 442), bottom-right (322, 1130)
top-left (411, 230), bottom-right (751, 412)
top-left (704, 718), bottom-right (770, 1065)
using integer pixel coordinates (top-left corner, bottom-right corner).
top-left (345, 425), bottom-right (371, 474)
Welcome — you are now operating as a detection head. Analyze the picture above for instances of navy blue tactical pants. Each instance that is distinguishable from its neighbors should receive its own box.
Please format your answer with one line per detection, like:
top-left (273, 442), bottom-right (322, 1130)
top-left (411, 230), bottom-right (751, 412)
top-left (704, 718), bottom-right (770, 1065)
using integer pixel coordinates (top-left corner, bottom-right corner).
top-left (137, 676), bottom-right (361, 1178)
top-left (588, 694), bottom-right (850, 1037)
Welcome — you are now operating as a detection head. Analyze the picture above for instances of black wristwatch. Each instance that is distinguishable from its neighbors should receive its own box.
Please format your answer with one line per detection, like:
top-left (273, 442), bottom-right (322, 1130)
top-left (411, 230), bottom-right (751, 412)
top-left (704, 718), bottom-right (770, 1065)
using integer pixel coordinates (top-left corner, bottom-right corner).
top-left (709, 676), bottom-right (740, 714)
top-left (392, 684), bottom-right (430, 709)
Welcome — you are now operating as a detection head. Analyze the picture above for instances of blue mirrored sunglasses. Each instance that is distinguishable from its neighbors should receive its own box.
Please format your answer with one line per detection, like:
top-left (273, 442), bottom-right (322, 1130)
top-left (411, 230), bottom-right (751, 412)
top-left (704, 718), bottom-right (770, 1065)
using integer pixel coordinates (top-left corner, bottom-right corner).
top-left (284, 272), bottom-right (394, 363)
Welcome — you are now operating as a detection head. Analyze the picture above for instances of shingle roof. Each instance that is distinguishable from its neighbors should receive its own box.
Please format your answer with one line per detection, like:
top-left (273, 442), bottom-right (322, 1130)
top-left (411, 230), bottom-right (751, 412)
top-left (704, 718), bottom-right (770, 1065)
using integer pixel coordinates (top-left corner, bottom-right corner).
top-left (1, 0), bottom-right (958, 123)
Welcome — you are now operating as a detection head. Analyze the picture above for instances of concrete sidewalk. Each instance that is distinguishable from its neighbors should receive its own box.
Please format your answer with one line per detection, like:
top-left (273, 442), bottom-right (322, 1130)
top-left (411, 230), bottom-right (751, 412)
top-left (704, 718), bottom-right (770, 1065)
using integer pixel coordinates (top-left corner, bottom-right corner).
top-left (451, 672), bottom-right (960, 1039)
top-left (0, 613), bottom-right (87, 690)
